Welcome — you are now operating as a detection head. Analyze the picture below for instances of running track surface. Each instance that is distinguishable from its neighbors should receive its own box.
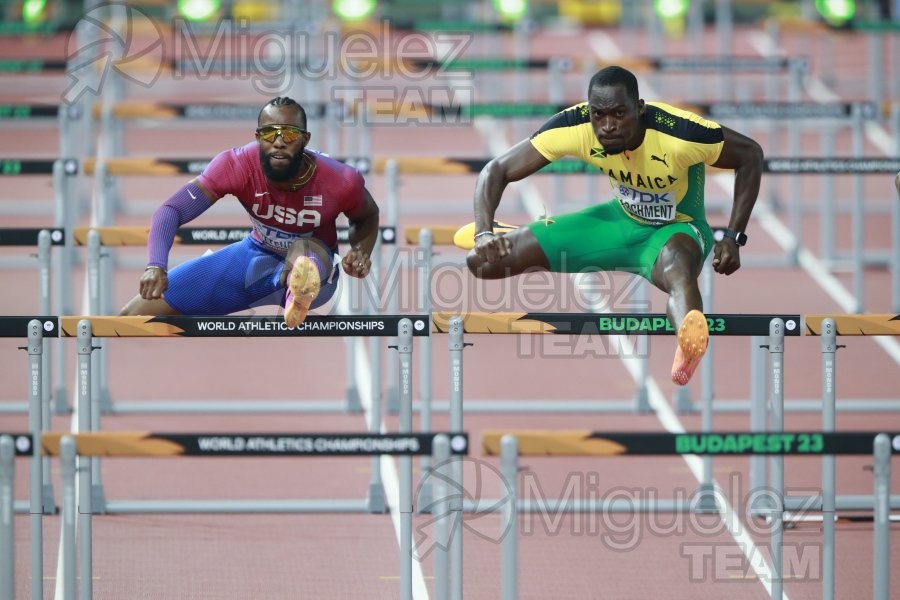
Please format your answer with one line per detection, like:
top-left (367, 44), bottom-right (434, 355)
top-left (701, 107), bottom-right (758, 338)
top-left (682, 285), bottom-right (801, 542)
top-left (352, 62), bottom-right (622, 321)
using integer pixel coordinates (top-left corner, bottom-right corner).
top-left (1, 20), bottom-right (899, 599)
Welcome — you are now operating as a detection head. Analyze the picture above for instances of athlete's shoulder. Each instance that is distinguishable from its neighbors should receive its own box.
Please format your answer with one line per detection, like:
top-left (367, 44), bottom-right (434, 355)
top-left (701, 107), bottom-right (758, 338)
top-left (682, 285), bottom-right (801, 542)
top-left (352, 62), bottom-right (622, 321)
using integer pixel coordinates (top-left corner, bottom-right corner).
top-left (310, 150), bottom-right (363, 180)
top-left (211, 142), bottom-right (256, 168)
top-left (531, 102), bottom-right (592, 138)
top-left (644, 101), bottom-right (724, 144)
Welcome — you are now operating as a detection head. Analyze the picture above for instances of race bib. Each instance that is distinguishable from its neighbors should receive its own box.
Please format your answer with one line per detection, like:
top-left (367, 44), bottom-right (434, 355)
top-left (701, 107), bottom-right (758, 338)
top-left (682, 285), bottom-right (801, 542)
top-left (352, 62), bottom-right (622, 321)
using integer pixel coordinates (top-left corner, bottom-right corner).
top-left (616, 184), bottom-right (676, 224)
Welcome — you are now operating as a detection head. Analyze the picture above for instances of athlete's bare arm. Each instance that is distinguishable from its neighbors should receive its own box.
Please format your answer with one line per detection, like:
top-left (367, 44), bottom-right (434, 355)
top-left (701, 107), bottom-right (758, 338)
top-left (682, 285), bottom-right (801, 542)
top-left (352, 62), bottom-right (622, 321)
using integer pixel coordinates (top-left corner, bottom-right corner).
top-left (473, 140), bottom-right (551, 263)
top-left (341, 187), bottom-right (380, 278)
top-left (709, 126), bottom-right (764, 275)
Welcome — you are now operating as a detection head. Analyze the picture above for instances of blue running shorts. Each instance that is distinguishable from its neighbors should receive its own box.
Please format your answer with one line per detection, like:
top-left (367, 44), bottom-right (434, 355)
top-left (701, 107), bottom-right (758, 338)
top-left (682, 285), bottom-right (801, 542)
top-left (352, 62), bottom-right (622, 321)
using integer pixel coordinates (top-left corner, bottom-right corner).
top-left (163, 236), bottom-right (339, 315)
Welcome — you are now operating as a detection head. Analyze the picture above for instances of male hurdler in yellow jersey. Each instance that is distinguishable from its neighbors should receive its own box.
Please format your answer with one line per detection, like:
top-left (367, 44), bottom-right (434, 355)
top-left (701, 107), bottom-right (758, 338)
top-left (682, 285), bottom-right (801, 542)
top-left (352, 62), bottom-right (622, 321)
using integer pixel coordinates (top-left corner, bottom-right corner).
top-left (530, 100), bottom-right (723, 229)
top-left (466, 66), bottom-right (764, 386)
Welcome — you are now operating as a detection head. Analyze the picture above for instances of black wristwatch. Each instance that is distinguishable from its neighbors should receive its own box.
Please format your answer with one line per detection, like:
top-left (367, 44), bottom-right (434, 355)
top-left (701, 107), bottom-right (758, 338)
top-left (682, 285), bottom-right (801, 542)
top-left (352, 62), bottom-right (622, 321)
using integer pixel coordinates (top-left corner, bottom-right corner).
top-left (715, 228), bottom-right (748, 246)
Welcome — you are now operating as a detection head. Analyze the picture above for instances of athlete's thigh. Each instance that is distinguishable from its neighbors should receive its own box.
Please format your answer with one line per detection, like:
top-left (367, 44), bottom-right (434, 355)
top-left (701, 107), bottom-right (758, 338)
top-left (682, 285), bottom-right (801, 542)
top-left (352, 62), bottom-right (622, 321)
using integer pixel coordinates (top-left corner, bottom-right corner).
top-left (164, 238), bottom-right (282, 315)
top-left (529, 200), bottom-right (643, 273)
top-left (645, 221), bottom-right (713, 282)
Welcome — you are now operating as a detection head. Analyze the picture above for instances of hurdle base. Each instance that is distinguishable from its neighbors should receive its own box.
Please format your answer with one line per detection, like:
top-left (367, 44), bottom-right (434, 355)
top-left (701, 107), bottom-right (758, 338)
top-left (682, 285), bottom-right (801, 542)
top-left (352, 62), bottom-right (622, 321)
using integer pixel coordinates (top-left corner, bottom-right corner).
top-left (52, 386), bottom-right (71, 415)
top-left (345, 386), bottom-right (362, 413)
top-left (692, 483), bottom-right (719, 513)
top-left (101, 499), bottom-right (375, 513)
top-left (43, 482), bottom-right (57, 515)
top-left (674, 387), bottom-right (696, 413)
top-left (367, 483), bottom-right (387, 514)
top-left (99, 400), bottom-right (363, 414)
top-left (463, 498), bottom-right (699, 513)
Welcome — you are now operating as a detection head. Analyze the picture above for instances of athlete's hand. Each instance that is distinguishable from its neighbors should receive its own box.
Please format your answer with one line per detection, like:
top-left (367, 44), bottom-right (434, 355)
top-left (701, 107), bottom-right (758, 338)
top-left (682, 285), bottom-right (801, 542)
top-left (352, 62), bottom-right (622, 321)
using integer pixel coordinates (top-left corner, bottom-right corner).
top-left (474, 232), bottom-right (512, 264)
top-left (712, 239), bottom-right (741, 275)
top-left (342, 248), bottom-right (371, 278)
top-left (140, 266), bottom-right (168, 300)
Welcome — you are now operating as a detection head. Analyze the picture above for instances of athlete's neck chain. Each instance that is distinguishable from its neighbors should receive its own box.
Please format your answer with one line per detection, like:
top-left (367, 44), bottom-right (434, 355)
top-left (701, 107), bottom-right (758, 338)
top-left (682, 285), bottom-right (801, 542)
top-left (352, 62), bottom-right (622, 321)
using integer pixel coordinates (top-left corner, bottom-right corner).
top-left (288, 153), bottom-right (316, 191)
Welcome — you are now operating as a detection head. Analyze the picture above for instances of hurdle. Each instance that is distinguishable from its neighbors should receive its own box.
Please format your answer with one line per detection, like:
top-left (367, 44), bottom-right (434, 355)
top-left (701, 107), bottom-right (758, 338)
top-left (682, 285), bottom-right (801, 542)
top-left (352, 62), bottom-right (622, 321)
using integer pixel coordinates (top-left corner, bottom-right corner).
top-left (47, 315), bottom-right (427, 516)
top-left (67, 224), bottom-right (397, 416)
top-left (435, 313), bottom-right (900, 516)
top-left (0, 429), bottom-right (465, 600)
top-left (483, 430), bottom-right (896, 600)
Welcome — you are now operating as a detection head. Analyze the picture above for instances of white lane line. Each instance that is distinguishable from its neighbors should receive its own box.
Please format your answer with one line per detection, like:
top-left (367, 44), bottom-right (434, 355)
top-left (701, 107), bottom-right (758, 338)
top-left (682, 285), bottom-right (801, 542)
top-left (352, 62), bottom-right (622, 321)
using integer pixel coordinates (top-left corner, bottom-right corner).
top-left (338, 290), bottom-right (430, 599)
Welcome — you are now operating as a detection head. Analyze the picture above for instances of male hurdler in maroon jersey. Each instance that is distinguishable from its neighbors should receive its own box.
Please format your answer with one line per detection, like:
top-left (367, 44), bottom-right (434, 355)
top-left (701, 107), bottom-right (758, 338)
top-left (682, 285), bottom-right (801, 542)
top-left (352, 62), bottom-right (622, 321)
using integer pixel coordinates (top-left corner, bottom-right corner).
top-left (120, 96), bottom-right (380, 324)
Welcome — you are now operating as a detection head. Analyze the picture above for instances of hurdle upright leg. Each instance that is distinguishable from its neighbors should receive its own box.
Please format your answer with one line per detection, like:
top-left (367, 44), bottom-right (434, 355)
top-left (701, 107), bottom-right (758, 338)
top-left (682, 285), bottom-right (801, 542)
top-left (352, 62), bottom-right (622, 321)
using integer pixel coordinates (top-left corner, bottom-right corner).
top-left (0, 435), bottom-right (14, 600)
top-left (767, 318), bottom-right (786, 600)
top-left (395, 319), bottom-right (415, 600)
top-left (365, 258), bottom-right (386, 513)
top-left (36, 232), bottom-right (56, 512)
top-left (76, 321), bottom-right (95, 599)
top-left (500, 434), bottom-right (518, 600)
top-left (417, 230), bottom-right (435, 509)
top-left (872, 433), bottom-right (892, 600)
top-left (26, 321), bottom-right (45, 599)
top-left (59, 435), bottom-right (76, 600)
top-left (697, 260), bottom-right (717, 511)
top-left (448, 317), bottom-right (466, 600)
top-left (820, 318), bottom-right (838, 599)
top-left (431, 435), bottom-right (452, 600)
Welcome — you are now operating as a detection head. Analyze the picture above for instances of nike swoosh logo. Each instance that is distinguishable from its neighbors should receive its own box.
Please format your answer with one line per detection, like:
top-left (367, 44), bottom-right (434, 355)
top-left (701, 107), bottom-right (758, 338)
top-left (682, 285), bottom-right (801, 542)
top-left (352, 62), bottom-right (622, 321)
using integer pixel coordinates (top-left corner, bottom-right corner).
top-left (188, 188), bottom-right (197, 199)
top-left (254, 192), bottom-right (269, 197)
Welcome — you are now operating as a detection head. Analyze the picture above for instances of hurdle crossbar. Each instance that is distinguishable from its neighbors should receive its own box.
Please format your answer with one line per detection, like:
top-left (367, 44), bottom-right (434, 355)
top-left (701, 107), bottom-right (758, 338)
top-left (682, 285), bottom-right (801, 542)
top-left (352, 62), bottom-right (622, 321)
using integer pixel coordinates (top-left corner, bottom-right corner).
top-left (481, 430), bottom-right (899, 456)
top-left (491, 432), bottom-right (895, 600)
top-left (432, 312), bottom-right (802, 336)
top-left (4, 314), bottom-right (900, 339)
top-left (43, 431), bottom-right (464, 600)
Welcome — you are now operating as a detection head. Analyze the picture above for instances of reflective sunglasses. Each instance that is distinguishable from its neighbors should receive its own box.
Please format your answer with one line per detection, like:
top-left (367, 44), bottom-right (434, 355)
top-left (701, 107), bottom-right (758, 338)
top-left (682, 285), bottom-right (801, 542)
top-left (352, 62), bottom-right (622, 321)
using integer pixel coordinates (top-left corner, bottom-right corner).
top-left (256, 125), bottom-right (306, 143)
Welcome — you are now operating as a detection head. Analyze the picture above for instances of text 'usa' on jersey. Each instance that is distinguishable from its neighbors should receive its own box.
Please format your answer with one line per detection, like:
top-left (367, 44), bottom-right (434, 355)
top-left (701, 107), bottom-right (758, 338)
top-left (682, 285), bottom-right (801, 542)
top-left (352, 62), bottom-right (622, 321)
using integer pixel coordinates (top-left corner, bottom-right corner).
top-left (530, 101), bottom-right (725, 225)
top-left (197, 144), bottom-right (367, 254)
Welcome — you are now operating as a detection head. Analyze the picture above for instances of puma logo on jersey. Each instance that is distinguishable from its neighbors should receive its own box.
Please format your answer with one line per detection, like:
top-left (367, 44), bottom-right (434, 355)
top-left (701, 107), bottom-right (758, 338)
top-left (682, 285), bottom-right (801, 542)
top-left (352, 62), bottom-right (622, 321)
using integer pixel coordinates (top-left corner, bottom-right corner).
top-left (650, 153), bottom-right (669, 167)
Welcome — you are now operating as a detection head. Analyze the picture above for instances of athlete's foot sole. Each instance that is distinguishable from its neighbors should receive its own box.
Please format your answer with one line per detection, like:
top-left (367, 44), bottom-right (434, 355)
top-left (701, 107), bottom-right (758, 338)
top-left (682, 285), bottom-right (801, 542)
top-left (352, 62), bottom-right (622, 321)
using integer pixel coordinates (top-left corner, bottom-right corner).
top-left (671, 309), bottom-right (709, 386)
top-left (284, 256), bottom-right (321, 327)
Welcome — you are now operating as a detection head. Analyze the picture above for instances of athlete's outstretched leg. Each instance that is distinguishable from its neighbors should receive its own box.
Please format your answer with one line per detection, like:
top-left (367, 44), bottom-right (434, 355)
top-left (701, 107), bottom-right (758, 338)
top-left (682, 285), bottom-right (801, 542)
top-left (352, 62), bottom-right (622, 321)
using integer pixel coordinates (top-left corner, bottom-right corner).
top-left (282, 238), bottom-right (333, 326)
top-left (650, 233), bottom-right (708, 386)
top-left (466, 228), bottom-right (550, 279)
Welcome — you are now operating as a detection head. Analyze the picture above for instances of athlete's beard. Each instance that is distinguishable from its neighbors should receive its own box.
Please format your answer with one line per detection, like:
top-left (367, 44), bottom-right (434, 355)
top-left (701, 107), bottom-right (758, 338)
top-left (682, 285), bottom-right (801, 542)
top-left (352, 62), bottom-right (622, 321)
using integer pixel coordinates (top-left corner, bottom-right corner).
top-left (260, 148), bottom-right (305, 182)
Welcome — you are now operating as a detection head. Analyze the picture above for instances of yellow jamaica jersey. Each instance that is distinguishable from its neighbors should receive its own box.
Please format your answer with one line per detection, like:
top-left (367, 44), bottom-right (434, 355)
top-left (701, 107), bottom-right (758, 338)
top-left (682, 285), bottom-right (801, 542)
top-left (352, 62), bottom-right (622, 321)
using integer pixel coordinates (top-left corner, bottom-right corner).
top-left (529, 101), bottom-right (725, 225)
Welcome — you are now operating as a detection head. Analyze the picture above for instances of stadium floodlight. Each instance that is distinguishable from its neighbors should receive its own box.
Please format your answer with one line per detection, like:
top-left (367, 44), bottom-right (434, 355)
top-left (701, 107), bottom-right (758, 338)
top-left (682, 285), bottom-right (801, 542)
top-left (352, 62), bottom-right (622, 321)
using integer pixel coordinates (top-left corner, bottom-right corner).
top-left (815, 0), bottom-right (857, 26)
top-left (493, 0), bottom-right (528, 21)
top-left (22, 0), bottom-right (48, 24)
top-left (333, 0), bottom-right (377, 21)
top-left (653, 0), bottom-right (690, 20)
top-left (177, 0), bottom-right (221, 21)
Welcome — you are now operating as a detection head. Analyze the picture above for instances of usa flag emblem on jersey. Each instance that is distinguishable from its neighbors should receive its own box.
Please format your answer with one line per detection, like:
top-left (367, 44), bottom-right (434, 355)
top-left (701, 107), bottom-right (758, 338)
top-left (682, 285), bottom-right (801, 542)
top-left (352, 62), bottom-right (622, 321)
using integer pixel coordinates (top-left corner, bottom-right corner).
top-left (304, 195), bottom-right (323, 206)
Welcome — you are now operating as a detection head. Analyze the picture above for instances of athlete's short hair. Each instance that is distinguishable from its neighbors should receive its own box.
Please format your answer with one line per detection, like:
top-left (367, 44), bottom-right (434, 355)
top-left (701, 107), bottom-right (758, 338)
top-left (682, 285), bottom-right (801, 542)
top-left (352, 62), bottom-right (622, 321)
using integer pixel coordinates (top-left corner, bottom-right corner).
top-left (588, 66), bottom-right (640, 103)
top-left (258, 96), bottom-right (308, 127)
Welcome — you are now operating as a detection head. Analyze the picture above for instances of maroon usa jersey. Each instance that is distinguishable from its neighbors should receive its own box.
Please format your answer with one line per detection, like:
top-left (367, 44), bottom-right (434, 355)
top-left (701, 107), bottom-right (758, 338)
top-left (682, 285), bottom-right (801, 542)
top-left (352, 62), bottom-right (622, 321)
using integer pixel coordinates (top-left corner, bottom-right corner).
top-left (197, 142), bottom-right (366, 255)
